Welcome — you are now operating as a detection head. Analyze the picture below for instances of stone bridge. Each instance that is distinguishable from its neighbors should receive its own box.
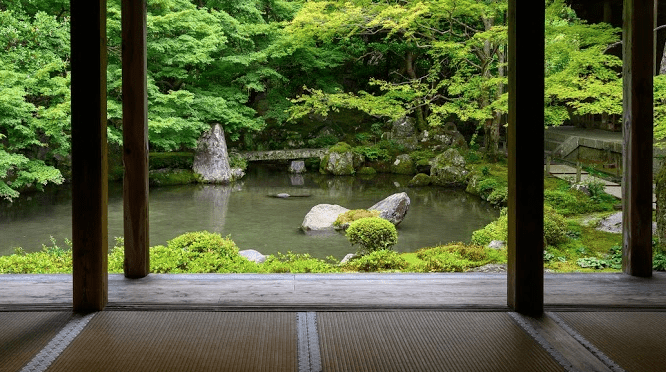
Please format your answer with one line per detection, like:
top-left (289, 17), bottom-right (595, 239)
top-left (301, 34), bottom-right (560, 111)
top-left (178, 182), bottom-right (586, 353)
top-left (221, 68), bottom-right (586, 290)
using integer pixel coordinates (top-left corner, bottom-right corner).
top-left (237, 148), bottom-right (326, 161)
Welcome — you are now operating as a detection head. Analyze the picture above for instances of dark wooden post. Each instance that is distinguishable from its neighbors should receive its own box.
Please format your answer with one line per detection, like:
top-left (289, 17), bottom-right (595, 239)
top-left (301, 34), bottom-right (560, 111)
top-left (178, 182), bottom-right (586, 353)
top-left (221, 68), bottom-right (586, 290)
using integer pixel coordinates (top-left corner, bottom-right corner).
top-left (507, 0), bottom-right (545, 316)
top-left (71, 0), bottom-right (108, 312)
top-left (622, 0), bottom-right (654, 277)
top-left (122, 0), bottom-right (150, 278)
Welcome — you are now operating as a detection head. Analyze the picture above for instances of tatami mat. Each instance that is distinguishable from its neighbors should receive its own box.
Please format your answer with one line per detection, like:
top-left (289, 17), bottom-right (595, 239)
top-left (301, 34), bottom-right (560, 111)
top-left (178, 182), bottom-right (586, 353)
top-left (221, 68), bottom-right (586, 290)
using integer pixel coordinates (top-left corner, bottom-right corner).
top-left (556, 312), bottom-right (666, 372)
top-left (0, 312), bottom-right (70, 372)
top-left (46, 312), bottom-right (297, 372)
top-left (316, 312), bottom-right (565, 372)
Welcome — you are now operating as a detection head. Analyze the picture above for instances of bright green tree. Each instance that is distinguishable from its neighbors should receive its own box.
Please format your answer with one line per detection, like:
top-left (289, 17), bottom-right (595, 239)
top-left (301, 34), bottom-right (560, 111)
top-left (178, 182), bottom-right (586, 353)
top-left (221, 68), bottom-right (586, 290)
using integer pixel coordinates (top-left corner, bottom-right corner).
top-left (0, 7), bottom-right (70, 200)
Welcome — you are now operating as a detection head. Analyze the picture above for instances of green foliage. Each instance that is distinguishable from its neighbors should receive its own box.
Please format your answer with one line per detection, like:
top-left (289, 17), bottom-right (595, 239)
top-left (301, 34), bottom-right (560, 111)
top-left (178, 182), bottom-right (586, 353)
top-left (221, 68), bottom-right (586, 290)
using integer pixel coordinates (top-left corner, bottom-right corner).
top-left (544, 189), bottom-right (614, 215)
top-left (412, 243), bottom-right (506, 272)
top-left (544, 0), bottom-right (622, 125)
top-left (334, 209), bottom-right (380, 228)
top-left (149, 152), bottom-right (194, 170)
top-left (307, 134), bottom-right (339, 148)
top-left (0, 8), bottom-right (69, 199)
top-left (471, 209), bottom-right (508, 246)
top-left (228, 152), bottom-right (248, 170)
top-left (342, 249), bottom-right (407, 272)
top-left (346, 217), bottom-right (398, 254)
top-left (328, 142), bottom-right (352, 154)
top-left (353, 145), bottom-right (390, 162)
top-left (0, 237), bottom-right (72, 273)
top-left (149, 169), bottom-right (198, 186)
top-left (543, 206), bottom-right (568, 246)
top-left (263, 252), bottom-right (339, 273)
top-left (168, 231), bottom-right (238, 256)
top-left (471, 206), bottom-right (568, 246)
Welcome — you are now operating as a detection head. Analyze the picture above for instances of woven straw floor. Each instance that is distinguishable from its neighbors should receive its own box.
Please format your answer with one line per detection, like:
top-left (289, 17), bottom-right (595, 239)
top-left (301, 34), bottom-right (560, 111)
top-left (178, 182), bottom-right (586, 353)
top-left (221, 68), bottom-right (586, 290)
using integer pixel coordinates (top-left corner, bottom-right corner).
top-left (47, 312), bottom-right (297, 372)
top-left (0, 312), bottom-right (70, 372)
top-left (317, 312), bottom-right (564, 372)
top-left (4, 310), bottom-right (666, 371)
top-left (557, 312), bottom-right (666, 372)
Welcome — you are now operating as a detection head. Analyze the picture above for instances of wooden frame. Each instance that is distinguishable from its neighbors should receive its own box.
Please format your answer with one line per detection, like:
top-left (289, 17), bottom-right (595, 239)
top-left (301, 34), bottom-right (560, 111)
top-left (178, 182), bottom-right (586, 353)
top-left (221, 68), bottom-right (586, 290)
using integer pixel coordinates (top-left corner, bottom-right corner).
top-left (122, 0), bottom-right (150, 278)
top-left (68, 0), bottom-right (655, 313)
top-left (622, 0), bottom-right (654, 277)
top-left (71, 0), bottom-right (109, 312)
top-left (507, 0), bottom-right (545, 316)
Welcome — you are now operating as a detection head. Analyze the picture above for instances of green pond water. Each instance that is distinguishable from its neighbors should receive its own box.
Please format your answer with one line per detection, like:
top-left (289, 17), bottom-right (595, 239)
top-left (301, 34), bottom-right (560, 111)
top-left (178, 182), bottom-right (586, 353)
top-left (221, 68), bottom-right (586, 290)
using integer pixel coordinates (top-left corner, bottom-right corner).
top-left (0, 164), bottom-right (499, 259)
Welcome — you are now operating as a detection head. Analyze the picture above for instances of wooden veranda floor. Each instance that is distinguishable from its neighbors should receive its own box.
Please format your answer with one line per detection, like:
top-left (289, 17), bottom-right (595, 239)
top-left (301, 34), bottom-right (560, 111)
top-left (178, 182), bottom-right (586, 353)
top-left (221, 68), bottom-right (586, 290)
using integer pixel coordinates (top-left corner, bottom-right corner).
top-left (1, 272), bottom-right (665, 311)
top-left (2, 273), bottom-right (666, 371)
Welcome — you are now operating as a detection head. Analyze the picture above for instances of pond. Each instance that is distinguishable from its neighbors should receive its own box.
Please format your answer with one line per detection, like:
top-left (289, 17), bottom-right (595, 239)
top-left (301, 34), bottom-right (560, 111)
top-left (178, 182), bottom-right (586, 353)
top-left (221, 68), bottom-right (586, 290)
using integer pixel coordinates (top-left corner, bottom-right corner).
top-left (0, 164), bottom-right (499, 259)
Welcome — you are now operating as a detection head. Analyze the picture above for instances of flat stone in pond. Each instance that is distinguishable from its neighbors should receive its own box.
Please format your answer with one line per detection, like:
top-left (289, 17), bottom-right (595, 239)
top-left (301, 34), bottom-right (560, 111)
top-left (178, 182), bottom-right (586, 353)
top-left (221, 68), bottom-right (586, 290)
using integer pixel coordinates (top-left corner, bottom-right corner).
top-left (239, 249), bottom-right (267, 263)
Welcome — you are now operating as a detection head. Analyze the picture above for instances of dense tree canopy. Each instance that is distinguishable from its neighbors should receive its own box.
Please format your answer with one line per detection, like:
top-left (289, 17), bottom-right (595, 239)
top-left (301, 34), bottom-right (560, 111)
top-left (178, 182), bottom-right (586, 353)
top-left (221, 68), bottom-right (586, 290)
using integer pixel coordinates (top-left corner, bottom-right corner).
top-left (0, 0), bottom-right (658, 200)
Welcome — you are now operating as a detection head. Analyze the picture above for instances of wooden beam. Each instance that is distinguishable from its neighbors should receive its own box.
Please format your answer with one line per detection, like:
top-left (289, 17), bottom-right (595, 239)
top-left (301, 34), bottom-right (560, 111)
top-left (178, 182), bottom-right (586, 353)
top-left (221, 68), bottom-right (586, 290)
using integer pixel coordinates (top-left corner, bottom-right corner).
top-left (70, 0), bottom-right (108, 312)
top-left (622, 0), bottom-right (654, 277)
top-left (122, 0), bottom-right (150, 278)
top-left (507, 0), bottom-right (545, 316)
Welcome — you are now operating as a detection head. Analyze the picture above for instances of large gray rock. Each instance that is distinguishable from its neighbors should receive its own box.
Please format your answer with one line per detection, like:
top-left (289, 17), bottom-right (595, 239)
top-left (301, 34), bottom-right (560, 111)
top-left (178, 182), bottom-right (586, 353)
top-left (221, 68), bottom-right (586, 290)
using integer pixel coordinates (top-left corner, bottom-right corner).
top-left (289, 160), bottom-right (306, 174)
top-left (193, 124), bottom-right (233, 183)
top-left (391, 116), bottom-right (416, 138)
top-left (322, 150), bottom-right (355, 176)
top-left (369, 192), bottom-right (411, 226)
top-left (430, 148), bottom-right (469, 187)
top-left (597, 212), bottom-right (658, 234)
top-left (239, 249), bottom-right (267, 264)
top-left (301, 204), bottom-right (350, 232)
top-left (390, 117), bottom-right (418, 150)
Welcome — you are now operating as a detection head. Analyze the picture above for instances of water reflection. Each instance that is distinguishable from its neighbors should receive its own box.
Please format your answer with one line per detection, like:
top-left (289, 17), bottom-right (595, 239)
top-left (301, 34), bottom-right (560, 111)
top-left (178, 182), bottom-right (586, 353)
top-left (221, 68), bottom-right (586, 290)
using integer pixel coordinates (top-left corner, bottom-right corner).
top-left (0, 164), bottom-right (499, 258)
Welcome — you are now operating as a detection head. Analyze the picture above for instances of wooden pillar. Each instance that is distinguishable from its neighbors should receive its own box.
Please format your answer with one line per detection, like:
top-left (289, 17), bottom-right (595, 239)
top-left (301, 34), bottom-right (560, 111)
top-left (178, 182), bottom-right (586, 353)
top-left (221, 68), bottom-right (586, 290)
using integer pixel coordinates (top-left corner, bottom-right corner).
top-left (622, 0), bottom-right (654, 277)
top-left (507, 0), bottom-right (545, 316)
top-left (122, 0), bottom-right (150, 278)
top-left (71, 0), bottom-right (108, 312)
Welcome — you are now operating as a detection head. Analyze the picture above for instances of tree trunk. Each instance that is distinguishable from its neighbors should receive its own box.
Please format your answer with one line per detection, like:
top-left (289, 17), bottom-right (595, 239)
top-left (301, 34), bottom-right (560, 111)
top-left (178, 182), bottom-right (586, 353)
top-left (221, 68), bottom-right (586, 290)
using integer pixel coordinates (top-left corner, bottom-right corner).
top-left (405, 51), bottom-right (426, 131)
top-left (661, 37), bottom-right (666, 75)
top-left (481, 17), bottom-right (502, 161)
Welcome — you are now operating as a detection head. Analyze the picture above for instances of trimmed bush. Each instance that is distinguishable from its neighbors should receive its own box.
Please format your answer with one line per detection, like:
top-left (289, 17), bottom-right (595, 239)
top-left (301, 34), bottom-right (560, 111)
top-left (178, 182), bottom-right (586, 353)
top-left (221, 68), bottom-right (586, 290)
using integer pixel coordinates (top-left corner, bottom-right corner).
top-left (342, 249), bottom-right (407, 272)
top-left (471, 206), bottom-right (568, 247)
top-left (167, 231), bottom-right (238, 257)
top-left (346, 217), bottom-right (398, 254)
top-left (334, 209), bottom-right (380, 228)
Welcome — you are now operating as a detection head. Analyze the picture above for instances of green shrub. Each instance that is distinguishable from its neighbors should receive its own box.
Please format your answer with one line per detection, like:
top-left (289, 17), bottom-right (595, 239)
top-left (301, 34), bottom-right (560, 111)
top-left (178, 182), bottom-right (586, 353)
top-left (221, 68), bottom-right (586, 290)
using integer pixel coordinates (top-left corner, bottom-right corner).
top-left (412, 243), bottom-right (506, 272)
top-left (471, 207), bottom-right (568, 247)
top-left (263, 252), bottom-right (339, 273)
top-left (228, 152), bottom-right (248, 171)
top-left (353, 145), bottom-right (390, 161)
top-left (543, 206), bottom-right (568, 246)
top-left (149, 152), bottom-right (194, 170)
top-left (308, 134), bottom-right (339, 148)
top-left (409, 150), bottom-right (435, 165)
top-left (329, 142), bottom-right (353, 153)
top-left (342, 249), bottom-right (407, 272)
top-left (471, 209), bottom-right (508, 246)
top-left (487, 187), bottom-right (508, 205)
top-left (334, 209), bottom-right (380, 228)
top-left (167, 231), bottom-right (238, 257)
top-left (544, 189), bottom-right (614, 215)
top-left (346, 217), bottom-right (398, 254)
top-left (149, 169), bottom-right (198, 186)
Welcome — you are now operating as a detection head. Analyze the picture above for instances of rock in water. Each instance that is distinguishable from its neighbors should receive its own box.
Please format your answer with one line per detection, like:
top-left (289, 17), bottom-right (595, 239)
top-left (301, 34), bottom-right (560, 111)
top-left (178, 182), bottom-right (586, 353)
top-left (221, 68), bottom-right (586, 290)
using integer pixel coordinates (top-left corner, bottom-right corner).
top-left (301, 204), bottom-right (350, 232)
top-left (239, 249), bottom-right (267, 264)
top-left (193, 124), bottom-right (232, 183)
top-left (369, 192), bottom-right (410, 226)
top-left (430, 148), bottom-right (469, 187)
top-left (289, 160), bottom-right (306, 174)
